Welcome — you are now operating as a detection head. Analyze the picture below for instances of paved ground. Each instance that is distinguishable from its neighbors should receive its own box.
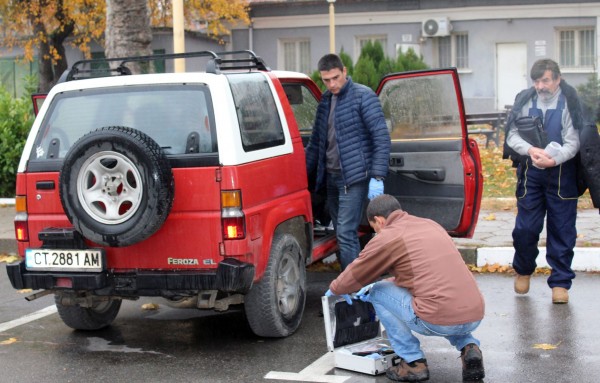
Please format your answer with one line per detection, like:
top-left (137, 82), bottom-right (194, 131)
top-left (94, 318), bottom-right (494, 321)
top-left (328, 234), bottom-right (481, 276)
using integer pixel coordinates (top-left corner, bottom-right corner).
top-left (1, 201), bottom-right (600, 382)
top-left (453, 207), bottom-right (600, 271)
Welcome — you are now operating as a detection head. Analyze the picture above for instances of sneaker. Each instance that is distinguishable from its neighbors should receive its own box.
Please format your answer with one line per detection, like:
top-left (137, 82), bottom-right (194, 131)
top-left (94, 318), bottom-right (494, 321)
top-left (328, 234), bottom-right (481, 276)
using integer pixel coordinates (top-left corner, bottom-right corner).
top-left (461, 344), bottom-right (485, 381)
top-left (552, 287), bottom-right (569, 304)
top-left (386, 358), bottom-right (429, 382)
top-left (514, 274), bottom-right (531, 294)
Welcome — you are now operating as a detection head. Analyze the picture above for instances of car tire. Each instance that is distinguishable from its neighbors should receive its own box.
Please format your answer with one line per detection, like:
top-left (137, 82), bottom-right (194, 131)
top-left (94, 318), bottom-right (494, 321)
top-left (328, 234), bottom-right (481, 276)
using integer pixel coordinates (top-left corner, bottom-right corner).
top-left (59, 126), bottom-right (174, 247)
top-left (55, 295), bottom-right (122, 330)
top-left (244, 233), bottom-right (306, 338)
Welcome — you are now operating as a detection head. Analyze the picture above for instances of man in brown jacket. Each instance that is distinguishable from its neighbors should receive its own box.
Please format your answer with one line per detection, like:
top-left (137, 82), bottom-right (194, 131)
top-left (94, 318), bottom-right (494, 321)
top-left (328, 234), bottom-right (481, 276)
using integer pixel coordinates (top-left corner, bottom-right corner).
top-left (326, 194), bottom-right (485, 382)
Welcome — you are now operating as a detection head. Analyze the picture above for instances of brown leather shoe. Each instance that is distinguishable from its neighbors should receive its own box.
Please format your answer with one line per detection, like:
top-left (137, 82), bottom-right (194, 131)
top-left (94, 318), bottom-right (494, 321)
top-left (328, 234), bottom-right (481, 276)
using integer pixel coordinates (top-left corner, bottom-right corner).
top-left (461, 343), bottom-right (485, 381)
top-left (552, 287), bottom-right (569, 304)
top-left (514, 274), bottom-right (531, 294)
top-left (386, 358), bottom-right (429, 382)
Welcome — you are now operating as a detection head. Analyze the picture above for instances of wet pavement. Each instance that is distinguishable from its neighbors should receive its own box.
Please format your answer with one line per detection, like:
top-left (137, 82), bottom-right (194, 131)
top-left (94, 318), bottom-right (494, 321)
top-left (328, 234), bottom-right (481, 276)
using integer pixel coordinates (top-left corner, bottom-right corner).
top-left (1, 201), bottom-right (600, 382)
top-left (1, 266), bottom-right (600, 382)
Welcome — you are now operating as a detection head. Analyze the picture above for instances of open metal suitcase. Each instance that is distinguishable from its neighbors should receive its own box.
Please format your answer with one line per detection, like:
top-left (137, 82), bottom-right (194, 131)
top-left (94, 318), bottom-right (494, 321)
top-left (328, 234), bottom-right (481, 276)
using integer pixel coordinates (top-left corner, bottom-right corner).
top-left (322, 295), bottom-right (399, 375)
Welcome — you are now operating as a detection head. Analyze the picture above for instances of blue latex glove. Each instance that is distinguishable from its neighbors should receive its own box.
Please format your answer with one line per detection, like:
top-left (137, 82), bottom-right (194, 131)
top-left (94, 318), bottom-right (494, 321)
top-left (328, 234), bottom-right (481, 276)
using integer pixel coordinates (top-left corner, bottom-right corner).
top-left (325, 289), bottom-right (353, 305)
top-left (355, 283), bottom-right (375, 302)
top-left (368, 178), bottom-right (384, 200)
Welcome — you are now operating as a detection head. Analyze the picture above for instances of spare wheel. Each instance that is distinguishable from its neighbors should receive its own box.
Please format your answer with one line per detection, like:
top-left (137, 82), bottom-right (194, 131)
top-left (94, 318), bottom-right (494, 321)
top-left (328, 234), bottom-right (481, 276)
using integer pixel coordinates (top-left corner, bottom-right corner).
top-left (59, 126), bottom-right (174, 247)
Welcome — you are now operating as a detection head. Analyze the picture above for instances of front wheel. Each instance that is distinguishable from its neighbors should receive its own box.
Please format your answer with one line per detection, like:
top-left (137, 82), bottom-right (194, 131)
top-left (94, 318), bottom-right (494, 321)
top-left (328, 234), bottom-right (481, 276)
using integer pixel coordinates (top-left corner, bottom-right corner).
top-left (244, 233), bottom-right (306, 337)
top-left (55, 295), bottom-right (122, 330)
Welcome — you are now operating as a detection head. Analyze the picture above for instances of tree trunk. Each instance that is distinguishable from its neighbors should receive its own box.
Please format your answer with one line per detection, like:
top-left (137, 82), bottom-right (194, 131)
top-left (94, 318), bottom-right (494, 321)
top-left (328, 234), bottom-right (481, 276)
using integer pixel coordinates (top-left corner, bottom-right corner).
top-left (31, 0), bottom-right (76, 92)
top-left (105, 0), bottom-right (153, 74)
top-left (50, 0), bottom-right (75, 83)
top-left (31, 16), bottom-right (53, 93)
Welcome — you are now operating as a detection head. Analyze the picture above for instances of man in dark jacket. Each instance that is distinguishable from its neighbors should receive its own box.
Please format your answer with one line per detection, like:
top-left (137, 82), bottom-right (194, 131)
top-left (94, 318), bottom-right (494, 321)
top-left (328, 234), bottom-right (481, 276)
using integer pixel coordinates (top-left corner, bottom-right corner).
top-left (305, 53), bottom-right (390, 270)
top-left (504, 59), bottom-right (586, 304)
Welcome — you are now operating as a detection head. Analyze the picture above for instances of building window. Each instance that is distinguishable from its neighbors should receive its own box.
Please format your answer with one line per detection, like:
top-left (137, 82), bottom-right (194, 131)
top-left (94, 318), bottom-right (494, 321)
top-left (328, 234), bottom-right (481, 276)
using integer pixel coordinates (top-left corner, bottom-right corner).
top-left (558, 28), bottom-right (596, 68)
top-left (280, 39), bottom-right (310, 74)
top-left (437, 34), bottom-right (469, 69)
top-left (356, 35), bottom-right (388, 58)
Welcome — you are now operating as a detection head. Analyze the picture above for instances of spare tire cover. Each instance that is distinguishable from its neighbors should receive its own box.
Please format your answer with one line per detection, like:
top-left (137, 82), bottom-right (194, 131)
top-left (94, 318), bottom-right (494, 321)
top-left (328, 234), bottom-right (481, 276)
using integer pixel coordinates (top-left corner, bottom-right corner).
top-left (59, 126), bottom-right (174, 247)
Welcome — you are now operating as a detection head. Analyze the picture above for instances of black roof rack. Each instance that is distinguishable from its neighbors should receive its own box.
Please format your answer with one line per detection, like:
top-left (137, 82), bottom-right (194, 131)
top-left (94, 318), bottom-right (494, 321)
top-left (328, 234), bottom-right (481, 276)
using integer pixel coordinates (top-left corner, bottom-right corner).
top-left (61, 50), bottom-right (271, 83)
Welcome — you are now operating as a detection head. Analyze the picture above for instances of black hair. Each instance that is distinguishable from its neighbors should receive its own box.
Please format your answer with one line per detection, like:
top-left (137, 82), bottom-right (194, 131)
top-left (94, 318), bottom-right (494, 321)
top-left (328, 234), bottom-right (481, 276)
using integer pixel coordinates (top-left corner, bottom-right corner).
top-left (317, 54), bottom-right (344, 72)
top-left (366, 194), bottom-right (402, 222)
top-left (530, 59), bottom-right (561, 81)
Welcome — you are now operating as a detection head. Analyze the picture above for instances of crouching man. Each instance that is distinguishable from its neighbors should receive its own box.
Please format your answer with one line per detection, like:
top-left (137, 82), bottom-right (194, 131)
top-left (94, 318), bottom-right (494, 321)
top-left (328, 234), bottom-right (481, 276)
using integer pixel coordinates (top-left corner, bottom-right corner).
top-left (326, 194), bottom-right (485, 382)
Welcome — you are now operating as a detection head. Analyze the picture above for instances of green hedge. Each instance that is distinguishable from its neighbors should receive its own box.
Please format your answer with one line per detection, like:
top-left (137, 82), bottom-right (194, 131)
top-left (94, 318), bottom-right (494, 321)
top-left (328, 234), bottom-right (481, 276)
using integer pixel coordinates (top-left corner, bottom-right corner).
top-left (0, 77), bottom-right (35, 197)
top-left (310, 43), bottom-right (428, 92)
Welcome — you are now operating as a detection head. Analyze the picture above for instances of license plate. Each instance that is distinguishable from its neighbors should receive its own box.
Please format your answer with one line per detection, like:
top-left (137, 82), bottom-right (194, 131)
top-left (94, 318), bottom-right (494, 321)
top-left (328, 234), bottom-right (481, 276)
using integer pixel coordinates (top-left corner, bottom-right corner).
top-left (25, 249), bottom-right (104, 272)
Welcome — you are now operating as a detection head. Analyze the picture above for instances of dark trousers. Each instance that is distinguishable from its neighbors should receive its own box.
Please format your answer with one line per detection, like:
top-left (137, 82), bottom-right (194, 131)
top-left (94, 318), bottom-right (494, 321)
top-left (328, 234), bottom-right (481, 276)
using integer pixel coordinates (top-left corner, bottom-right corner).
top-left (512, 160), bottom-right (578, 289)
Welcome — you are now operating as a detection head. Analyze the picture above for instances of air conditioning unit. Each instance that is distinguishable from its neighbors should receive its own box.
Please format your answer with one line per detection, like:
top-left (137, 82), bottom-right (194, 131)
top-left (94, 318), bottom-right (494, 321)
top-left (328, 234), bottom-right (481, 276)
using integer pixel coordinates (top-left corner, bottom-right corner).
top-left (422, 17), bottom-right (452, 37)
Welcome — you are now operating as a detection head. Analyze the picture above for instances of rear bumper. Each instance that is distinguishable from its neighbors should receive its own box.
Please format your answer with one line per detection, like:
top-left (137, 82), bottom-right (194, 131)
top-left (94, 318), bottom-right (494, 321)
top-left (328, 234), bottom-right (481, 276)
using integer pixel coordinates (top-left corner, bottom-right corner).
top-left (6, 258), bottom-right (255, 297)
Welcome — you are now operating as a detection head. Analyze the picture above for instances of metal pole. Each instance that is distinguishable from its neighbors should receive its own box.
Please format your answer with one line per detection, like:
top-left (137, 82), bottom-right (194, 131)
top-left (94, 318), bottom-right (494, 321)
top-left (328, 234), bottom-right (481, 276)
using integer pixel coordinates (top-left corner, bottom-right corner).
top-left (328, 0), bottom-right (336, 53)
top-left (173, 0), bottom-right (185, 72)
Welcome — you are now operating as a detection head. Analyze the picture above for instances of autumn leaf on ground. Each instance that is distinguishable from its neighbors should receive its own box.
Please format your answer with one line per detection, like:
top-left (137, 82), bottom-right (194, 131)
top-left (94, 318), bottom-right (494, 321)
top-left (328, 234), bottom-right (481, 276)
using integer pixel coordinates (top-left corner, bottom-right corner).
top-left (0, 338), bottom-right (18, 345)
top-left (0, 255), bottom-right (20, 264)
top-left (533, 341), bottom-right (562, 350)
top-left (485, 263), bottom-right (511, 273)
top-left (17, 289), bottom-right (33, 294)
top-left (141, 303), bottom-right (160, 310)
top-left (483, 213), bottom-right (496, 221)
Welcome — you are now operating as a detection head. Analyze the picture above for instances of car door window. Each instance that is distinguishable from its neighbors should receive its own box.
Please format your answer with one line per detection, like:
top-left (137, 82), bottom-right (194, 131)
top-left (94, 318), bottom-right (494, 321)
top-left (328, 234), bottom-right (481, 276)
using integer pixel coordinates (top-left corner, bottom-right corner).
top-left (377, 69), bottom-right (482, 237)
top-left (380, 73), bottom-right (463, 140)
top-left (282, 83), bottom-right (320, 136)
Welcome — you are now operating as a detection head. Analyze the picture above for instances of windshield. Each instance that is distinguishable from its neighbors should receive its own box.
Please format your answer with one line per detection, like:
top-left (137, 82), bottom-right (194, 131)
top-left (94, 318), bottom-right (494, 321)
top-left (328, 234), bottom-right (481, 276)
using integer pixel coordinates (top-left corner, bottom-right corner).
top-left (32, 84), bottom-right (216, 160)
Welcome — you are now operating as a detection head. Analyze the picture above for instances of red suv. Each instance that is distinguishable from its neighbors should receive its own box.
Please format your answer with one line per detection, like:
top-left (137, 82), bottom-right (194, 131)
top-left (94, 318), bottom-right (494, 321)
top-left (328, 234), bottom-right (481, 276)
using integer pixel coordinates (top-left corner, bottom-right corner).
top-left (7, 51), bottom-right (482, 338)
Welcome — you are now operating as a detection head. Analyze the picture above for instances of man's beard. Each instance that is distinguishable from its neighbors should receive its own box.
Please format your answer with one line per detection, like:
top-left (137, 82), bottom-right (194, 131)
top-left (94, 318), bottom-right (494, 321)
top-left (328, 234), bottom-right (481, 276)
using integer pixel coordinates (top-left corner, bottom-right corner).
top-left (536, 88), bottom-right (557, 102)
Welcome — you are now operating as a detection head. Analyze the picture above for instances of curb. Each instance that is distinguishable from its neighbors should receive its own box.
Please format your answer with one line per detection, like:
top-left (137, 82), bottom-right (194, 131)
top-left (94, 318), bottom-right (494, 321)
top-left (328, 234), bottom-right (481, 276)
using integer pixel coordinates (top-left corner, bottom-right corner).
top-left (0, 198), bottom-right (15, 206)
top-left (458, 246), bottom-right (600, 272)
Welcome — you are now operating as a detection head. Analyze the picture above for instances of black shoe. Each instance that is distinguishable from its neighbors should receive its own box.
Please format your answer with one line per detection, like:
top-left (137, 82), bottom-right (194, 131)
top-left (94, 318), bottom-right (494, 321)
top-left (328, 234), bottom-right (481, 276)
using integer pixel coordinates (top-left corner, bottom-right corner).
top-left (386, 358), bottom-right (429, 382)
top-left (461, 344), bottom-right (485, 381)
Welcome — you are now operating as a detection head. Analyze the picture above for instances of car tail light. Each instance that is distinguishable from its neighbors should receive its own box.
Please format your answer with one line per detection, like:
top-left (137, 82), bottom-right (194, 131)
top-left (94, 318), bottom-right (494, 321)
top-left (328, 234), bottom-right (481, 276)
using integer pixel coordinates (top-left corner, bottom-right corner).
top-left (55, 277), bottom-right (73, 288)
top-left (221, 190), bottom-right (245, 239)
top-left (14, 195), bottom-right (29, 242)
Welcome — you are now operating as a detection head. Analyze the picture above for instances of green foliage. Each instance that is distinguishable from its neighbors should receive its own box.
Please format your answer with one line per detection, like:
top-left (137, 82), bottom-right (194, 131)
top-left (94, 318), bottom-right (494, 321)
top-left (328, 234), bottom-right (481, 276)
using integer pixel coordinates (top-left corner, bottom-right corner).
top-left (355, 41), bottom-right (386, 88)
top-left (0, 76), bottom-right (36, 197)
top-left (311, 42), bottom-right (429, 93)
top-left (395, 47), bottom-right (429, 73)
top-left (358, 41), bottom-right (385, 69)
top-left (352, 41), bottom-right (429, 91)
top-left (310, 70), bottom-right (324, 92)
top-left (576, 74), bottom-right (600, 123)
top-left (353, 56), bottom-right (379, 90)
top-left (339, 48), bottom-right (353, 76)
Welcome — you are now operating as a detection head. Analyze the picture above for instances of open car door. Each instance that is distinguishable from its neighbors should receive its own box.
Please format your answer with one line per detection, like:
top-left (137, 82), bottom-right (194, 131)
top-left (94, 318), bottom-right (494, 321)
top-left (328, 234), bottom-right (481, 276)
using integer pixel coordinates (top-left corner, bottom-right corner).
top-left (376, 68), bottom-right (483, 238)
top-left (31, 93), bottom-right (47, 116)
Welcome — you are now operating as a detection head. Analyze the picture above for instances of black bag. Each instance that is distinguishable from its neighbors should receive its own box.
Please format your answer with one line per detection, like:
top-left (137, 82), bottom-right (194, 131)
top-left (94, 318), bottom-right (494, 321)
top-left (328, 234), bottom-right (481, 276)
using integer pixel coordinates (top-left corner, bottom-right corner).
top-left (514, 116), bottom-right (547, 148)
top-left (333, 299), bottom-right (379, 348)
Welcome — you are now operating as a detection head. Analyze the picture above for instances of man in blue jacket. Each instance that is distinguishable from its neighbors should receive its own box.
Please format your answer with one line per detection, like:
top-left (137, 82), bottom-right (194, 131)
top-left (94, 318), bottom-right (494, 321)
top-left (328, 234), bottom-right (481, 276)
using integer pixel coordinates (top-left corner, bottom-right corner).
top-left (306, 53), bottom-right (390, 270)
